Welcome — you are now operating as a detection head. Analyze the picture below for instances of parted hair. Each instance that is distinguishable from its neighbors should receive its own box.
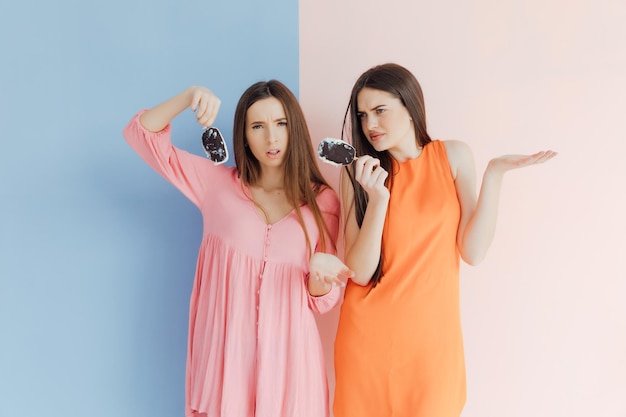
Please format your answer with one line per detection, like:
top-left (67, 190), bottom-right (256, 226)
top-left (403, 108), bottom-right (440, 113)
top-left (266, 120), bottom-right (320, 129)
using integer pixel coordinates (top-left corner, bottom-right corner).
top-left (233, 80), bottom-right (335, 256)
top-left (342, 63), bottom-right (432, 287)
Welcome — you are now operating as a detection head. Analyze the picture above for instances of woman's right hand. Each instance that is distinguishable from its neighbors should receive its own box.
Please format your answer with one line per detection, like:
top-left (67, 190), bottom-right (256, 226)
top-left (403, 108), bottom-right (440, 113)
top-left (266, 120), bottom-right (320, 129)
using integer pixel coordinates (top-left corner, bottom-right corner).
top-left (187, 86), bottom-right (221, 128)
top-left (139, 86), bottom-right (221, 132)
top-left (353, 155), bottom-right (390, 201)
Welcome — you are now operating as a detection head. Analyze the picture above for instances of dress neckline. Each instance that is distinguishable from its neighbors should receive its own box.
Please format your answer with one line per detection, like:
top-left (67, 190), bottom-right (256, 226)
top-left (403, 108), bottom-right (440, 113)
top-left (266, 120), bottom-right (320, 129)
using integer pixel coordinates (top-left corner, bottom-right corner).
top-left (239, 180), bottom-right (298, 226)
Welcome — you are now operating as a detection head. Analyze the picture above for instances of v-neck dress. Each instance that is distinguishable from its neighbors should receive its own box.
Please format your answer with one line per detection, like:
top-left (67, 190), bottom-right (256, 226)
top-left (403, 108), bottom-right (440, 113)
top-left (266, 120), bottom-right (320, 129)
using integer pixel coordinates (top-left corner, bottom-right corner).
top-left (124, 111), bottom-right (341, 417)
top-left (333, 140), bottom-right (465, 417)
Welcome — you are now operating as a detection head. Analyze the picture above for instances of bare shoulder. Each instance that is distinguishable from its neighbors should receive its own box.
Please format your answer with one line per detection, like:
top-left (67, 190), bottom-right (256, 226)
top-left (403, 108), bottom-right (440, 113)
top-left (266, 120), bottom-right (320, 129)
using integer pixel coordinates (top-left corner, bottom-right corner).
top-left (443, 140), bottom-right (474, 179)
top-left (443, 139), bottom-right (473, 159)
top-left (316, 184), bottom-right (340, 210)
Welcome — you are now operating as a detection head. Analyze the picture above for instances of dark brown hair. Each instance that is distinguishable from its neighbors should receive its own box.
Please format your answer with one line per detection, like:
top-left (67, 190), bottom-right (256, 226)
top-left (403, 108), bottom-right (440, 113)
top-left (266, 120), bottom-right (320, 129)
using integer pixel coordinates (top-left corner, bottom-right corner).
top-left (342, 63), bottom-right (432, 287)
top-left (233, 80), bottom-right (334, 256)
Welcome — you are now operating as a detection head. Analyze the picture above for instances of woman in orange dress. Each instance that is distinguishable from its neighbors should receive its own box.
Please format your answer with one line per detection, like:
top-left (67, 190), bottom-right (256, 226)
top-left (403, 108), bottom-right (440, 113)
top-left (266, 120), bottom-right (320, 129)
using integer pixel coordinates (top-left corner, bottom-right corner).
top-left (333, 63), bottom-right (557, 417)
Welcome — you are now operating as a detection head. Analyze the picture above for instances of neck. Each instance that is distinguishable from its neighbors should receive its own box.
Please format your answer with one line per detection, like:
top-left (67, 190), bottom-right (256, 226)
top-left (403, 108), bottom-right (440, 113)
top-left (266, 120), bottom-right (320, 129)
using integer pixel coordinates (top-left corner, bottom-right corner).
top-left (254, 167), bottom-right (286, 192)
top-left (388, 140), bottom-right (423, 162)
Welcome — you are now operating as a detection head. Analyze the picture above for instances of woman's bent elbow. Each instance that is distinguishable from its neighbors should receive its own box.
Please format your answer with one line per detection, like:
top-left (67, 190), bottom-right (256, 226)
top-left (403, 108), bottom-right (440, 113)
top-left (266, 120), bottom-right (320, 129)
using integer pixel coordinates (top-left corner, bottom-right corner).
top-left (349, 274), bottom-right (373, 286)
top-left (460, 251), bottom-right (486, 266)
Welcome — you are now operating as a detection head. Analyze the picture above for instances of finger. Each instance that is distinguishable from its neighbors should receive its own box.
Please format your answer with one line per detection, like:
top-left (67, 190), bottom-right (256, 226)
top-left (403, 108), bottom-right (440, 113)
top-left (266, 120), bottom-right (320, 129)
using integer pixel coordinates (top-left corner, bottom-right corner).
top-left (332, 278), bottom-right (346, 287)
top-left (364, 158), bottom-right (381, 173)
top-left (198, 112), bottom-right (213, 128)
top-left (353, 156), bottom-right (369, 179)
top-left (204, 99), bottom-right (221, 127)
top-left (371, 167), bottom-right (388, 186)
top-left (212, 97), bottom-right (222, 115)
top-left (366, 171), bottom-right (382, 188)
top-left (196, 97), bottom-right (209, 121)
top-left (356, 158), bottom-right (382, 184)
top-left (323, 275), bottom-right (345, 287)
top-left (198, 110), bottom-right (216, 128)
top-left (537, 150), bottom-right (558, 163)
top-left (190, 91), bottom-right (201, 112)
top-left (355, 155), bottom-right (376, 175)
top-left (528, 151), bottom-right (554, 165)
top-left (320, 275), bottom-right (332, 288)
top-left (338, 268), bottom-right (355, 279)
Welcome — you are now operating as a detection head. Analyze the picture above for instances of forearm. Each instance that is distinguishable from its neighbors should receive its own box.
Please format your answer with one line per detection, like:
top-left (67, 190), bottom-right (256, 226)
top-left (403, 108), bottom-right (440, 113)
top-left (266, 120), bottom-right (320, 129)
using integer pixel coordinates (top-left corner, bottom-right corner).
top-left (459, 165), bottom-right (504, 265)
top-left (345, 198), bottom-right (388, 285)
top-left (139, 88), bottom-right (194, 132)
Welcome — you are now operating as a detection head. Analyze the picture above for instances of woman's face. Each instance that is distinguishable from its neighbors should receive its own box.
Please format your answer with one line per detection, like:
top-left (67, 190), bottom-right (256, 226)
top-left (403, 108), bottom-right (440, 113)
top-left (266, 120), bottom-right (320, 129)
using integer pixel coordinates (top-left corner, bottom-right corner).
top-left (356, 87), bottom-right (415, 155)
top-left (245, 97), bottom-right (289, 172)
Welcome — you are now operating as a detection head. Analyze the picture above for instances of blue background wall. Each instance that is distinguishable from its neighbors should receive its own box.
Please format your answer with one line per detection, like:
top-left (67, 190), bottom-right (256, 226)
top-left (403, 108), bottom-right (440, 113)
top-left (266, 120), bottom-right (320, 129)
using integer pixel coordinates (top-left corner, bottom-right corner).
top-left (0, 1), bottom-right (298, 415)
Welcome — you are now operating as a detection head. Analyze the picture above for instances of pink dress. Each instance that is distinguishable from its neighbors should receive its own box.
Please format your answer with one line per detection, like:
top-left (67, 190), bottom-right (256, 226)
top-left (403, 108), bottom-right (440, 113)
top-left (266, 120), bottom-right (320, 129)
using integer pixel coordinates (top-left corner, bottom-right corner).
top-left (123, 112), bottom-right (341, 417)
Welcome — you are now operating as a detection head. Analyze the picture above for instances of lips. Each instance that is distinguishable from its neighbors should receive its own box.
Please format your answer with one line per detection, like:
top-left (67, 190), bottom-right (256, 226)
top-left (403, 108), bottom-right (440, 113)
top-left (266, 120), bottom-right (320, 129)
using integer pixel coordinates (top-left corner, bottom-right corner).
top-left (266, 148), bottom-right (281, 159)
top-left (369, 132), bottom-right (384, 142)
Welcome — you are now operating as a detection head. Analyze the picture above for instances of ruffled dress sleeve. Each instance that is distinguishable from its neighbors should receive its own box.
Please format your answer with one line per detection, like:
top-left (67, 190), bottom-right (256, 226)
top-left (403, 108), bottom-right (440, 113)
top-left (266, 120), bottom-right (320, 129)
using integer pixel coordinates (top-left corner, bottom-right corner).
top-left (122, 110), bottom-right (222, 209)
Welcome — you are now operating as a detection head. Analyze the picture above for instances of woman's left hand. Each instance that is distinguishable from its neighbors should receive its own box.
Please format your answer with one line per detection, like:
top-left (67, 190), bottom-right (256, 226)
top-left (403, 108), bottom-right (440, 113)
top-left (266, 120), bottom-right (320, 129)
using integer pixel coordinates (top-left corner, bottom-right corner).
top-left (308, 253), bottom-right (354, 296)
top-left (488, 150), bottom-right (558, 175)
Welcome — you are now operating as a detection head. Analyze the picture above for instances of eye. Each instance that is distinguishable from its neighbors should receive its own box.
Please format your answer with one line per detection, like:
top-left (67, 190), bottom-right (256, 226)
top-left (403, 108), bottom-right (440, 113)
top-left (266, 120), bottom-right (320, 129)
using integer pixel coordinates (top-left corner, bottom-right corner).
top-left (376, 108), bottom-right (386, 114)
top-left (278, 121), bottom-right (288, 127)
top-left (357, 112), bottom-right (366, 119)
top-left (251, 124), bottom-right (263, 130)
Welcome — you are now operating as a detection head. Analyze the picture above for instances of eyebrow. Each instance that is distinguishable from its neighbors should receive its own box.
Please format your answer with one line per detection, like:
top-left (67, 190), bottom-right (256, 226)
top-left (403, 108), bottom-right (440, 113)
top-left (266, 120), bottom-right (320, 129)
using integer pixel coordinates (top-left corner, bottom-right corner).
top-left (357, 104), bottom-right (386, 113)
top-left (249, 117), bottom-right (288, 124)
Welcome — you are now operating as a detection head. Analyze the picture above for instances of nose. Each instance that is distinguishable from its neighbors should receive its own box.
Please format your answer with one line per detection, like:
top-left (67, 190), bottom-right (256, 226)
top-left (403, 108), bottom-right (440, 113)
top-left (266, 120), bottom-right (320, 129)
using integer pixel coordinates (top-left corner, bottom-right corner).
top-left (266, 126), bottom-right (278, 144)
top-left (364, 114), bottom-right (378, 131)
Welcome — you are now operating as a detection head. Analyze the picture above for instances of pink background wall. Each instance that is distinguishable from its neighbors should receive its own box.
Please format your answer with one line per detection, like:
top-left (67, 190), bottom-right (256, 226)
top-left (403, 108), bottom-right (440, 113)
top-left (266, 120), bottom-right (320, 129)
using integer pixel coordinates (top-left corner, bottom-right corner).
top-left (300, 0), bottom-right (626, 415)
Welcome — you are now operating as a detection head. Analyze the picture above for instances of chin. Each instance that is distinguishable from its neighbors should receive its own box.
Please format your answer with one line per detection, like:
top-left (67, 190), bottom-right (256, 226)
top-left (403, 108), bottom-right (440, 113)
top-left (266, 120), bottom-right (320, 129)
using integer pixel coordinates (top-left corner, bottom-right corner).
top-left (371, 142), bottom-right (388, 153)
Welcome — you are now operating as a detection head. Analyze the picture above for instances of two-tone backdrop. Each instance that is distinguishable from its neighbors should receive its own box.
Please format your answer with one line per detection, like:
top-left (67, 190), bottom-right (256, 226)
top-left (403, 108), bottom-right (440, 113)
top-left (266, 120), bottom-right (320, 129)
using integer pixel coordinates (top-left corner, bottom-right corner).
top-left (2, 0), bottom-right (624, 416)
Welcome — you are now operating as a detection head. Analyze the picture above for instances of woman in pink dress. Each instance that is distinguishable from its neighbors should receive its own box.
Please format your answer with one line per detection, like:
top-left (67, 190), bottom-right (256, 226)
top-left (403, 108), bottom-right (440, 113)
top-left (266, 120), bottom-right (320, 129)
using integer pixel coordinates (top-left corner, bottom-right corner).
top-left (123, 81), bottom-right (352, 417)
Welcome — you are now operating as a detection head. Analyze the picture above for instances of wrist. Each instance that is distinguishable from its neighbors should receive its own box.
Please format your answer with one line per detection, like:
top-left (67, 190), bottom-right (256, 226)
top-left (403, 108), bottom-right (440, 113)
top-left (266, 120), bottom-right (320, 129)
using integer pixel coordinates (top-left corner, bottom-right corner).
top-left (368, 192), bottom-right (390, 206)
top-left (182, 87), bottom-right (196, 105)
top-left (485, 162), bottom-right (506, 181)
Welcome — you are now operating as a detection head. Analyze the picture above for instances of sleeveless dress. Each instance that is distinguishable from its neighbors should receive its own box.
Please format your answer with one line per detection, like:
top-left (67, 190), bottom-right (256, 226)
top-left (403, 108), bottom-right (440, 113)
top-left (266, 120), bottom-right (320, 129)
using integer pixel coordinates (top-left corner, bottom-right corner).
top-left (333, 140), bottom-right (466, 417)
top-left (124, 111), bottom-right (341, 417)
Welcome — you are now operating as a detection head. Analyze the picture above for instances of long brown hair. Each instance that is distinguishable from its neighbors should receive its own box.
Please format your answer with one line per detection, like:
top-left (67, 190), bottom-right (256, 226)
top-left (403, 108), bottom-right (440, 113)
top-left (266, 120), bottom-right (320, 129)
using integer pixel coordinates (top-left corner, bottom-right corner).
top-left (233, 80), bottom-right (334, 256)
top-left (342, 63), bottom-right (432, 287)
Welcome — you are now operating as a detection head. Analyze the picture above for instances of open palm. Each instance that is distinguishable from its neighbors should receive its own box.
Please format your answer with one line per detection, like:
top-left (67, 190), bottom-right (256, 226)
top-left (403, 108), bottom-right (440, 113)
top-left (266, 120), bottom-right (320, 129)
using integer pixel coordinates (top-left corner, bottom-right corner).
top-left (489, 150), bottom-right (558, 173)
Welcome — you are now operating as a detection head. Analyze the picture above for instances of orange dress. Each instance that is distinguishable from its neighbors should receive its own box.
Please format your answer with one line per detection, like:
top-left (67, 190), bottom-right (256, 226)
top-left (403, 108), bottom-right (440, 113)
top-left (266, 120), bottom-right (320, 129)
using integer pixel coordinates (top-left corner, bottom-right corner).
top-left (334, 140), bottom-right (466, 417)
